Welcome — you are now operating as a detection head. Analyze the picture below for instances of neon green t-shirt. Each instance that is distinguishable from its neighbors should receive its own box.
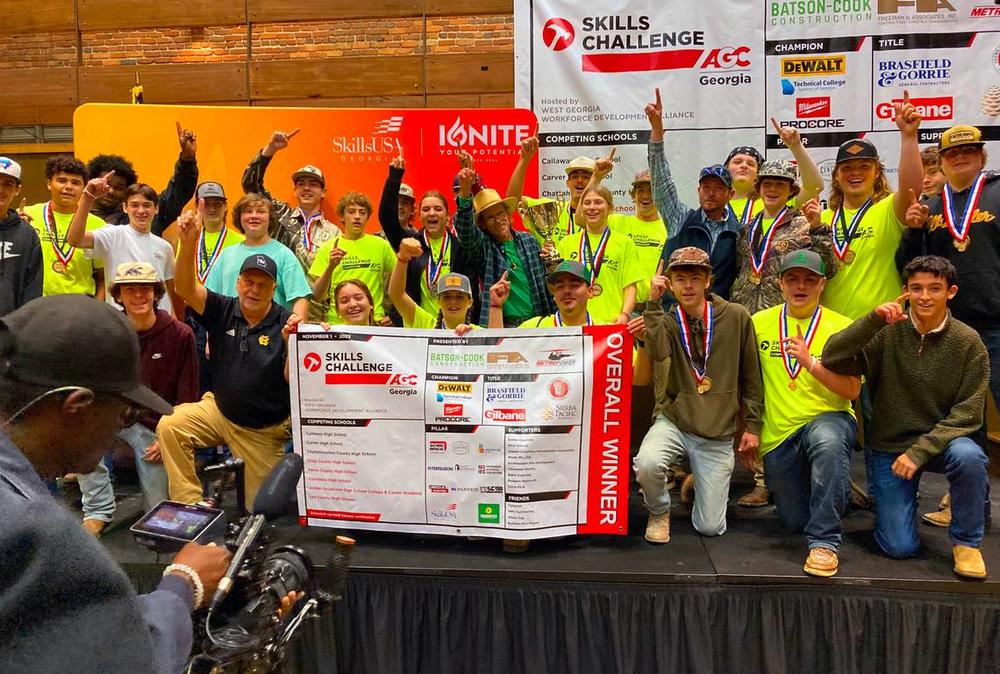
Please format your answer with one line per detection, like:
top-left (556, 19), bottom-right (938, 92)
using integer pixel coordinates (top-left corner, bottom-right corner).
top-left (406, 304), bottom-right (479, 330)
top-left (418, 234), bottom-right (452, 318)
top-left (820, 195), bottom-right (903, 320)
top-left (752, 304), bottom-right (856, 455)
top-left (502, 240), bottom-right (534, 319)
top-left (556, 228), bottom-right (643, 324)
top-left (728, 196), bottom-right (766, 228)
top-left (517, 313), bottom-right (594, 328)
top-left (308, 234), bottom-right (396, 322)
top-left (25, 203), bottom-right (105, 297)
top-left (615, 214), bottom-right (667, 303)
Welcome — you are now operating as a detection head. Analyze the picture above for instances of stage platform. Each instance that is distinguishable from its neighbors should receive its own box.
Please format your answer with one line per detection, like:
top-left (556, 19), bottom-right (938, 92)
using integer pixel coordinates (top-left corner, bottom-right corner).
top-left (82, 466), bottom-right (1000, 674)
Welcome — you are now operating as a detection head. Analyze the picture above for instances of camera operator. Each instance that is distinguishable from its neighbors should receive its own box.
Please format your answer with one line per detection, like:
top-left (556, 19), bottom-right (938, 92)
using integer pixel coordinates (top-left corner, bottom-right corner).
top-left (0, 295), bottom-right (230, 674)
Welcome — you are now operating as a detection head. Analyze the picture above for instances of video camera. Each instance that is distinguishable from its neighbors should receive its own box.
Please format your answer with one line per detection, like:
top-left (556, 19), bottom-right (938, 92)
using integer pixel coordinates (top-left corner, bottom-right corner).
top-left (132, 453), bottom-right (354, 673)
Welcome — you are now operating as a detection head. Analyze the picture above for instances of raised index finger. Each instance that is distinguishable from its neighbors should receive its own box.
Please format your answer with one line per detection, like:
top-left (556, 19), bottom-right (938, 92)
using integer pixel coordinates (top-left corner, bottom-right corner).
top-left (607, 147), bottom-right (617, 161)
top-left (175, 121), bottom-right (183, 136)
top-left (286, 128), bottom-right (301, 140)
top-left (655, 88), bottom-right (661, 108)
top-left (500, 270), bottom-right (509, 282)
top-left (770, 117), bottom-right (782, 134)
top-left (894, 292), bottom-right (910, 305)
top-left (796, 324), bottom-right (804, 339)
top-left (655, 259), bottom-right (664, 277)
top-left (909, 188), bottom-right (918, 205)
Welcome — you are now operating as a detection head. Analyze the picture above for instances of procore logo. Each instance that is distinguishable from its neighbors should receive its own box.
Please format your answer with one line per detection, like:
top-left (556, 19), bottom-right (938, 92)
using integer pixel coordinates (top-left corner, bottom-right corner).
top-left (543, 18), bottom-right (575, 51)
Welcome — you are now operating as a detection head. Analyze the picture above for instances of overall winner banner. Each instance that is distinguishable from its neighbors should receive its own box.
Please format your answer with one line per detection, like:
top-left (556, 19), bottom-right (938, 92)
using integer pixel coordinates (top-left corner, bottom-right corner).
top-left (288, 325), bottom-right (632, 540)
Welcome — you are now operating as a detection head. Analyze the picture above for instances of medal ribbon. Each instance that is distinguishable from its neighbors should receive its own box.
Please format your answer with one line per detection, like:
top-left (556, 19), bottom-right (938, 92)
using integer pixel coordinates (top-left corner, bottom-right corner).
top-left (674, 301), bottom-right (713, 383)
top-left (747, 206), bottom-right (788, 275)
top-left (779, 304), bottom-right (822, 382)
top-left (301, 212), bottom-right (323, 253)
top-left (579, 227), bottom-right (612, 286)
top-left (555, 311), bottom-right (592, 327)
top-left (740, 198), bottom-right (757, 226)
top-left (831, 197), bottom-right (873, 260)
top-left (43, 202), bottom-right (75, 266)
top-left (942, 171), bottom-right (986, 244)
top-left (196, 228), bottom-right (227, 284)
top-left (424, 230), bottom-right (451, 290)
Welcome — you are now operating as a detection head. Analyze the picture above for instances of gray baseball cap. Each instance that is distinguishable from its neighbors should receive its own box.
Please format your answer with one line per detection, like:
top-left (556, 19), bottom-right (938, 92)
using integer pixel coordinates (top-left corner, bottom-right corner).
top-left (0, 157), bottom-right (21, 183)
top-left (196, 181), bottom-right (226, 200)
top-left (435, 273), bottom-right (473, 296)
top-left (779, 249), bottom-right (826, 276)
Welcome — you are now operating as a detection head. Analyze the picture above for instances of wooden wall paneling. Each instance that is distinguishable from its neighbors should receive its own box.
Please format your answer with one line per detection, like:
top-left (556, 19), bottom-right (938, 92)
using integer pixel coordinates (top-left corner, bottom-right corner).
top-left (425, 53), bottom-right (513, 94)
top-left (0, 106), bottom-right (78, 127)
top-left (364, 95), bottom-right (427, 108)
top-left (1, 67), bottom-right (78, 107)
top-left (480, 93), bottom-right (515, 108)
top-left (252, 97), bottom-right (368, 108)
top-left (248, 0), bottom-right (420, 23)
top-left (251, 56), bottom-right (422, 99)
top-left (78, 63), bottom-right (247, 104)
top-left (1, 0), bottom-right (77, 34)
top-left (425, 0), bottom-right (513, 16)
top-left (425, 94), bottom-right (481, 108)
top-left (77, 0), bottom-right (247, 30)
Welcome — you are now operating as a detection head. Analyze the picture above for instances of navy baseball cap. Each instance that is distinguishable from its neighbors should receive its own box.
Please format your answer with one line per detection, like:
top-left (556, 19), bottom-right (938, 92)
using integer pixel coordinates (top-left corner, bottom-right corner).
top-left (239, 254), bottom-right (277, 281)
top-left (699, 164), bottom-right (733, 189)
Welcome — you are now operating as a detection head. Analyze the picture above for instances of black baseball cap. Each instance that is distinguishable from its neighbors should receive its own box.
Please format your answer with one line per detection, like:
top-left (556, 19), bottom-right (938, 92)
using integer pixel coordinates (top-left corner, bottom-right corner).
top-left (0, 295), bottom-right (172, 415)
top-left (835, 138), bottom-right (879, 165)
top-left (239, 253), bottom-right (278, 280)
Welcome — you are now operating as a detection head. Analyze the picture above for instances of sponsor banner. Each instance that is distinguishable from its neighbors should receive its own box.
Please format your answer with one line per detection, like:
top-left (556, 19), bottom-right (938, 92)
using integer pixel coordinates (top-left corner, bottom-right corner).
top-left (517, 2), bottom-right (1000, 206)
top-left (289, 324), bottom-right (630, 538)
top-left (74, 103), bottom-right (537, 234)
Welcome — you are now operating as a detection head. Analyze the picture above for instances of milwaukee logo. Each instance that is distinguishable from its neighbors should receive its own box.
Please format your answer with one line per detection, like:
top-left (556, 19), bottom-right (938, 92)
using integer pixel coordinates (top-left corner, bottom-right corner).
top-left (796, 97), bottom-right (831, 118)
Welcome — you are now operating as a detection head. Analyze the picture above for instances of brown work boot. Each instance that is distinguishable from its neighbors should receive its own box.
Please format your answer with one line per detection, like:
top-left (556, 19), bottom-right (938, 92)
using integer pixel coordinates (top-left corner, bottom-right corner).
top-left (679, 474), bottom-right (696, 505)
top-left (922, 506), bottom-right (952, 528)
top-left (953, 545), bottom-right (987, 580)
top-left (502, 539), bottom-right (530, 554)
top-left (644, 512), bottom-right (671, 544)
top-left (803, 547), bottom-right (839, 577)
top-left (82, 518), bottom-right (107, 537)
top-left (737, 485), bottom-right (771, 508)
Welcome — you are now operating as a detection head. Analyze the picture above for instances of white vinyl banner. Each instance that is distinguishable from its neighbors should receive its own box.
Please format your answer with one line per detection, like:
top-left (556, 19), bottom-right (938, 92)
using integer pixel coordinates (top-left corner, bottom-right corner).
top-left (515, 0), bottom-right (1000, 207)
top-left (288, 325), bottom-right (632, 540)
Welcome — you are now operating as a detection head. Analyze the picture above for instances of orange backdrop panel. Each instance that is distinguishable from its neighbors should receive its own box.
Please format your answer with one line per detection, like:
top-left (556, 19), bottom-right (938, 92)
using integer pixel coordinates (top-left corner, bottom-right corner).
top-left (73, 103), bottom-right (538, 233)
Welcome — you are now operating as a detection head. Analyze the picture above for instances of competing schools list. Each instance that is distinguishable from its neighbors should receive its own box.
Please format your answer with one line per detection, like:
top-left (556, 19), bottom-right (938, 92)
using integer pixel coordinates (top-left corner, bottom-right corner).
top-left (289, 325), bottom-right (631, 539)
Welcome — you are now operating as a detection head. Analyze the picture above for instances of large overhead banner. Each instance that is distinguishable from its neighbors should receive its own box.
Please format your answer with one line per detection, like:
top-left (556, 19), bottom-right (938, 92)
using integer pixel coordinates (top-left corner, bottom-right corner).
top-left (289, 325), bottom-right (632, 540)
top-left (515, 0), bottom-right (1000, 206)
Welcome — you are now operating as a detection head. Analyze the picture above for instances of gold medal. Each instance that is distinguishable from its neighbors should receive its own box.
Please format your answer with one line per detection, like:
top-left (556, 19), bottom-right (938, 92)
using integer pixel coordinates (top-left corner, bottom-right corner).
top-left (52, 260), bottom-right (67, 274)
top-left (954, 238), bottom-right (969, 252)
top-left (696, 376), bottom-right (712, 394)
top-left (749, 272), bottom-right (761, 285)
top-left (788, 380), bottom-right (797, 391)
top-left (591, 283), bottom-right (603, 297)
top-left (843, 250), bottom-right (856, 265)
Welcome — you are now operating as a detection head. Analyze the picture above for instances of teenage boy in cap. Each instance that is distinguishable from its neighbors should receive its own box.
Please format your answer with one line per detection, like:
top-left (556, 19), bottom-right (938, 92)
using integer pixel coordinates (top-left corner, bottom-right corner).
top-left (820, 92), bottom-right (923, 320)
top-left (69, 176), bottom-right (177, 316)
top-left (201, 193), bottom-right (311, 319)
top-left (168, 219), bottom-right (302, 508)
top-left (752, 250), bottom-right (860, 576)
top-left (823, 256), bottom-right (991, 579)
top-left (920, 146), bottom-right (946, 201)
top-left (0, 294), bottom-right (229, 673)
top-left (898, 124), bottom-right (1000, 527)
top-left (725, 118), bottom-right (824, 228)
top-left (644, 90), bottom-right (741, 299)
top-left (0, 157), bottom-right (42, 315)
top-left (76, 262), bottom-right (199, 536)
top-left (242, 129), bottom-right (342, 317)
top-left (633, 246), bottom-right (762, 542)
top-left (309, 191), bottom-right (396, 325)
top-left (86, 121), bottom-right (199, 234)
top-left (488, 259), bottom-right (593, 328)
top-left (23, 156), bottom-right (105, 298)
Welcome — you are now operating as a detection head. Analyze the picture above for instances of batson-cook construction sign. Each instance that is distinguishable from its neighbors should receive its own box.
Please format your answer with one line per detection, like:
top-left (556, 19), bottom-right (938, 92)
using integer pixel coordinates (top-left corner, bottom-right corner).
top-left (289, 324), bottom-right (631, 540)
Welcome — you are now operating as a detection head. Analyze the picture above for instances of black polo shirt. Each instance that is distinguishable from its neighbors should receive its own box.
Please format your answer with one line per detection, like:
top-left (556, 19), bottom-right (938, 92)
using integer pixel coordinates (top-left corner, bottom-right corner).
top-left (197, 290), bottom-right (291, 428)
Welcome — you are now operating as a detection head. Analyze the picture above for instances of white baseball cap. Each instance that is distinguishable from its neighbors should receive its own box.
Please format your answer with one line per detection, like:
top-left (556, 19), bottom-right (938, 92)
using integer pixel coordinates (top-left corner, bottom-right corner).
top-left (0, 157), bottom-right (22, 183)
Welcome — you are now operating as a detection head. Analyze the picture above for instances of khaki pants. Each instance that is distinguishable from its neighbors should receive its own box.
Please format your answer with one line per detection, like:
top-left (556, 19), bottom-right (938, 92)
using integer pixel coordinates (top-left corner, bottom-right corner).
top-left (157, 392), bottom-right (289, 508)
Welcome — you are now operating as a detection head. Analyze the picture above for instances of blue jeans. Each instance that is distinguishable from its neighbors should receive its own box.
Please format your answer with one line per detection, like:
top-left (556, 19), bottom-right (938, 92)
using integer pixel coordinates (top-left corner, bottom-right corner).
top-left (868, 437), bottom-right (989, 558)
top-left (978, 328), bottom-right (1000, 411)
top-left (763, 412), bottom-right (856, 551)
top-left (80, 423), bottom-right (170, 519)
top-left (634, 415), bottom-right (734, 536)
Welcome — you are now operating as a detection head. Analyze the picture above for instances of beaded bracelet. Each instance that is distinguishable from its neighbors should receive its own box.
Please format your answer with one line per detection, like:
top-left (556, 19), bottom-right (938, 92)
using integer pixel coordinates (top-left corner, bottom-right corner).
top-left (163, 563), bottom-right (205, 609)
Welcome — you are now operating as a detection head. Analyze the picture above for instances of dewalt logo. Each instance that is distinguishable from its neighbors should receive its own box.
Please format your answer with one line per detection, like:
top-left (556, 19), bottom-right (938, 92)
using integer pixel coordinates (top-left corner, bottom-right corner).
top-left (781, 56), bottom-right (846, 77)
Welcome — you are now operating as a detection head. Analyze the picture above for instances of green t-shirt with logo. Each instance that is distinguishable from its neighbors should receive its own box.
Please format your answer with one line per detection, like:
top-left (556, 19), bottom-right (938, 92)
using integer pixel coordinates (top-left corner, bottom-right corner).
top-left (614, 214), bottom-right (667, 302)
top-left (556, 228), bottom-right (643, 324)
top-left (752, 303), bottom-right (856, 455)
top-left (308, 234), bottom-right (396, 322)
top-left (820, 195), bottom-right (903, 320)
top-left (501, 239), bottom-right (534, 320)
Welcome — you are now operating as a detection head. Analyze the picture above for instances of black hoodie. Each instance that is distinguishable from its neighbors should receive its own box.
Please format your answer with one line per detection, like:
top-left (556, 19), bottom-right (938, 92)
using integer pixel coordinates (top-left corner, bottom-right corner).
top-left (0, 209), bottom-right (42, 316)
top-left (897, 173), bottom-right (1000, 331)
